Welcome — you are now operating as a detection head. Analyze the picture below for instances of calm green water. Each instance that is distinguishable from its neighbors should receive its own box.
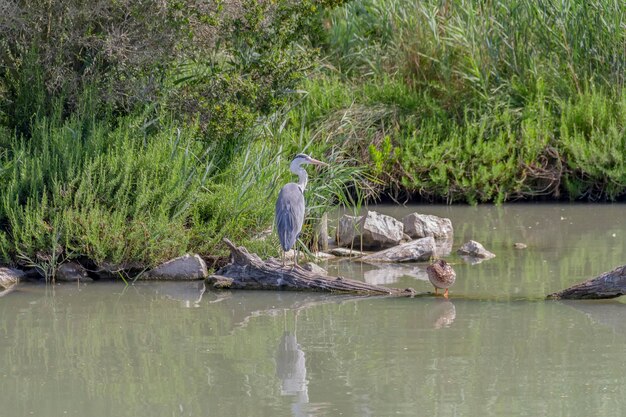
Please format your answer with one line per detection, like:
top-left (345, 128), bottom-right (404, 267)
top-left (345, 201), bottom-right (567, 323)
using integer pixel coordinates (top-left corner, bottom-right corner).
top-left (2, 204), bottom-right (626, 417)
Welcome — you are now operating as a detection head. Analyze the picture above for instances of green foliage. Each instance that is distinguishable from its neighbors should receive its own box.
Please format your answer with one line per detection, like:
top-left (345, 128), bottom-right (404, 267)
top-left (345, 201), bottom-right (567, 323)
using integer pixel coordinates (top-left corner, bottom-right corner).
top-left (0, 107), bottom-right (211, 276)
top-left (307, 0), bottom-right (626, 203)
top-left (0, 0), bottom-right (189, 132)
top-left (168, 0), bottom-right (346, 167)
top-left (3, 0), bottom-right (626, 273)
top-left (324, 0), bottom-right (626, 108)
top-left (560, 89), bottom-right (626, 200)
top-left (0, 0), bottom-right (343, 142)
top-left (0, 0), bottom-right (361, 271)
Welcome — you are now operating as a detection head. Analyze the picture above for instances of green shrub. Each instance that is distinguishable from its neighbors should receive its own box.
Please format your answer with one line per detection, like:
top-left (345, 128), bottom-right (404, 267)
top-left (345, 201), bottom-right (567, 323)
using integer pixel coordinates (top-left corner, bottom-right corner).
top-left (308, 0), bottom-right (626, 203)
top-left (0, 107), bottom-right (210, 276)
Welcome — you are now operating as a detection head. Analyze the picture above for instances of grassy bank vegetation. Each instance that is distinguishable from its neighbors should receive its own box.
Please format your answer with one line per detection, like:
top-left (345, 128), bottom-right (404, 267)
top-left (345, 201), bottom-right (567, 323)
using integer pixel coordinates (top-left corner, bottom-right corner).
top-left (312, 0), bottom-right (626, 203)
top-left (0, 0), bottom-right (365, 276)
top-left (0, 0), bottom-right (624, 276)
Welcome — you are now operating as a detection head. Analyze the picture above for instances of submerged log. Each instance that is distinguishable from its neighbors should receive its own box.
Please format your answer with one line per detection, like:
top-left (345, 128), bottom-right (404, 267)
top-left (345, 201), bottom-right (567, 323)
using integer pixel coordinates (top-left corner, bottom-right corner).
top-left (548, 264), bottom-right (626, 300)
top-left (207, 239), bottom-right (418, 296)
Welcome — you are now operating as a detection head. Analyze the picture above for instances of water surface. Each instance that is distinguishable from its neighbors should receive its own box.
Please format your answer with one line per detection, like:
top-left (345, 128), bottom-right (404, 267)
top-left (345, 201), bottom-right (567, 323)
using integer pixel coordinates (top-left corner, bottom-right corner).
top-left (2, 204), bottom-right (626, 417)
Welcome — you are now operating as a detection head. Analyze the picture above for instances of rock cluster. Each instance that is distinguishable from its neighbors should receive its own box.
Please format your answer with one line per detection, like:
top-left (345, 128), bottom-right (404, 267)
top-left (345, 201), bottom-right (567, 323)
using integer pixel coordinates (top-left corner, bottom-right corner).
top-left (332, 210), bottom-right (495, 265)
top-left (144, 254), bottom-right (208, 281)
top-left (335, 211), bottom-right (458, 262)
top-left (401, 213), bottom-right (453, 241)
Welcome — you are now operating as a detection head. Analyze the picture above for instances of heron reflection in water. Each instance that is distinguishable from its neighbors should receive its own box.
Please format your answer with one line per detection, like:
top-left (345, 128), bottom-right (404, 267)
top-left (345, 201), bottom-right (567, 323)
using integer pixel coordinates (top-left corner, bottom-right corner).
top-left (275, 154), bottom-right (327, 267)
top-left (276, 312), bottom-right (309, 416)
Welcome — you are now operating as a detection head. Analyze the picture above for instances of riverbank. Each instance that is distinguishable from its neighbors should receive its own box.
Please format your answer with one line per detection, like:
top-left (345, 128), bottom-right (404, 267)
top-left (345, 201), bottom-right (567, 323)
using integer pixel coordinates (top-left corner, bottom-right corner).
top-left (1, 0), bottom-right (625, 277)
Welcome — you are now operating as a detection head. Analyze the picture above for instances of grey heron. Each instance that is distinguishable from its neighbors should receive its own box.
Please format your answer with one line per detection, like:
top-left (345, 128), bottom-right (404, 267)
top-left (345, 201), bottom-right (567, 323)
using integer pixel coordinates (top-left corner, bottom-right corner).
top-left (275, 153), bottom-right (327, 267)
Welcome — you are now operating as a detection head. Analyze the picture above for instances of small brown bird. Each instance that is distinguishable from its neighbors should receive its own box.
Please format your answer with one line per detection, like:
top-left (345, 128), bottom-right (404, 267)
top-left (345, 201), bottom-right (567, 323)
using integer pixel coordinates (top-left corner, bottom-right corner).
top-left (426, 259), bottom-right (456, 299)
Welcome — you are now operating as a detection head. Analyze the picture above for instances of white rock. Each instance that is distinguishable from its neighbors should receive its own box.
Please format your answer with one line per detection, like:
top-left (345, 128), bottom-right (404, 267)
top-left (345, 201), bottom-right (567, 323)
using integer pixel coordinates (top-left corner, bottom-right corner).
top-left (401, 213), bottom-right (454, 241)
top-left (147, 254), bottom-right (208, 280)
top-left (330, 247), bottom-right (367, 257)
top-left (457, 240), bottom-right (495, 259)
top-left (336, 211), bottom-right (404, 250)
top-left (0, 267), bottom-right (23, 288)
top-left (360, 237), bottom-right (436, 263)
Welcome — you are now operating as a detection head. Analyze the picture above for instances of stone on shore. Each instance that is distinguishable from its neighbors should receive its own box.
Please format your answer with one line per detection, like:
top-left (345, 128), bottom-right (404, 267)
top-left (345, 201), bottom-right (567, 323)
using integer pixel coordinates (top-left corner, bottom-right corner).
top-left (336, 211), bottom-right (404, 249)
top-left (457, 240), bottom-right (495, 259)
top-left (56, 262), bottom-right (92, 282)
top-left (146, 254), bottom-right (208, 280)
top-left (401, 213), bottom-right (454, 241)
top-left (0, 267), bottom-right (23, 288)
top-left (360, 237), bottom-right (436, 263)
top-left (330, 247), bottom-right (367, 257)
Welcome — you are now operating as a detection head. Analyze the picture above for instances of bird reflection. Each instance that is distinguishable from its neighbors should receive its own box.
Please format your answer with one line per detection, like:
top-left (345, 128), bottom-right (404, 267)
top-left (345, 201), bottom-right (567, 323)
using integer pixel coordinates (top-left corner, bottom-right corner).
top-left (276, 312), bottom-right (309, 416)
top-left (427, 299), bottom-right (456, 329)
top-left (276, 331), bottom-right (309, 400)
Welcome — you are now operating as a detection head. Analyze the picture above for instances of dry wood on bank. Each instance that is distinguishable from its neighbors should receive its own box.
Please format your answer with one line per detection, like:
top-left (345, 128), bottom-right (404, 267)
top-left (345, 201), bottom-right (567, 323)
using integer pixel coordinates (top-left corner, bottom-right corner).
top-left (548, 264), bottom-right (626, 300)
top-left (206, 239), bottom-right (420, 297)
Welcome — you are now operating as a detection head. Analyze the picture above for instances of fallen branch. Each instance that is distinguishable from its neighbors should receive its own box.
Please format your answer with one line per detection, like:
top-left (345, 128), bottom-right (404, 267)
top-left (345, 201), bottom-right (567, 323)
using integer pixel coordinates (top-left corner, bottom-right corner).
top-left (206, 238), bottom-right (419, 296)
top-left (548, 264), bottom-right (626, 299)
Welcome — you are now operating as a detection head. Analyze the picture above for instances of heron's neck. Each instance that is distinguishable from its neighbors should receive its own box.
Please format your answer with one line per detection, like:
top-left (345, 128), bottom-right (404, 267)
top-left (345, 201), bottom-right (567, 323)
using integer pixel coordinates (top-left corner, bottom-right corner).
top-left (291, 163), bottom-right (308, 192)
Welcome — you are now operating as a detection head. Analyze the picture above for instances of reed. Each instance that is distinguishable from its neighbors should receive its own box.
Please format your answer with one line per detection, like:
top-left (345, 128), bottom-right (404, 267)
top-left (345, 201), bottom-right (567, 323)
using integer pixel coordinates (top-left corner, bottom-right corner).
top-left (311, 0), bottom-right (626, 202)
top-left (0, 103), bottom-right (211, 277)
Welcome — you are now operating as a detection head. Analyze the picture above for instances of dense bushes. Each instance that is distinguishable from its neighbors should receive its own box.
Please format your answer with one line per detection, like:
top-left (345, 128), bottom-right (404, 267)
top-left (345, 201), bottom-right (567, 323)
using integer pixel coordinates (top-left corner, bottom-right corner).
top-left (308, 0), bottom-right (626, 202)
top-left (1, 0), bottom-right (625, 275)
top-left (0, 0), bottom-right (359, 275)
top-left (0, 0), bottom-right (337, 143)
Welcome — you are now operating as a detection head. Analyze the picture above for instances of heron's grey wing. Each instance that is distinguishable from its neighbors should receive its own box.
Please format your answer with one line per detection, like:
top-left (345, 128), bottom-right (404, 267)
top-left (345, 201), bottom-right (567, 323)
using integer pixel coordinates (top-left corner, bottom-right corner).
top-left (275, 183), bottom-right (305, 251)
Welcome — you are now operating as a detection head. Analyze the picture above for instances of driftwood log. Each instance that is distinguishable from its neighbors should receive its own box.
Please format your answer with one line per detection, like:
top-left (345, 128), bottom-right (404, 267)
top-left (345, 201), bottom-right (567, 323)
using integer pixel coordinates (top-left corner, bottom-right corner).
top-left (548, 264), bottom-right (626, 299)
top-left (206, 239), bottom-right (419, 296)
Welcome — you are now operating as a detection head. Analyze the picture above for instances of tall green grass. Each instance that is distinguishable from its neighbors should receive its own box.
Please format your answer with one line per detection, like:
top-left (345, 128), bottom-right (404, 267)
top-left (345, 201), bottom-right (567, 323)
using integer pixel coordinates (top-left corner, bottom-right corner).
top-left (0, 106), bottom-right (212, 277)
top-left (0, 93), bottom-right (371, 275)
top-left (325, 0), bottom-right (625, 100)
top-left (309, 0), bottom-right (626, 202)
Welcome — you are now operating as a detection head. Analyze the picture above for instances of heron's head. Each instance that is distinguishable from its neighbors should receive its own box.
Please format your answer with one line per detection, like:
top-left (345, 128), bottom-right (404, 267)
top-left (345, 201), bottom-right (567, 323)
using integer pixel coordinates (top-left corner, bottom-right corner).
top-left (290, 153), bottom-right (328, 171)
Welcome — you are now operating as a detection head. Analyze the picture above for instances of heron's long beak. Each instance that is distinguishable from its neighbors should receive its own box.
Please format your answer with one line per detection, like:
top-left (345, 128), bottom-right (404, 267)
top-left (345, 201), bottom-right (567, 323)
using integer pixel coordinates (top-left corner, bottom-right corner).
top-left (307, 157), bottom-right (328, 167)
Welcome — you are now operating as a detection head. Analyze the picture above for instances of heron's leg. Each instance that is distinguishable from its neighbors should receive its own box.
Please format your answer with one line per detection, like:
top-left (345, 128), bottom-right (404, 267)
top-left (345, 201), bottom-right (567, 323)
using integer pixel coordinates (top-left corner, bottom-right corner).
top-left (293, 234), bottom-right (302, 269)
